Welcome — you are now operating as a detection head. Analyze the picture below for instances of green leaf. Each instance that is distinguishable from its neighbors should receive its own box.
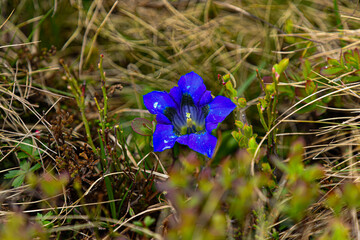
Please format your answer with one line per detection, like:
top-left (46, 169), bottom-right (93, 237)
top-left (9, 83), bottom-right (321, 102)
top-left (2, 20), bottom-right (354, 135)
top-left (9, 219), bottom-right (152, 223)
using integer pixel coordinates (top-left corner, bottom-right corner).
top-left (344, 75), bottom-right (360, 83)
top-left (333, 0), bottom-right (343, 30)
top-left (273, 58), bottom-right (289, 76)
top-left (265, 84), bottom-right (275, 94)
top-left (4, 170), bottom-right (23, 179)
top-left (131, 118), bottom-right (153, 136)
top-left (285, 181), bottom-right (317, 221)
top-left (303, 166), bottom-right (323, 182)
top-left (36, 211), bottom-right (54, 228)
top-left (327, 58), bottom-right (340, 66)
top-left (325, 193), bottom-right (343, 216)
top-left (284, 19), bottom-right (295, 43)
top-left (129, 207), bottom-right (135, 217)
top-left (17, 138), bottom-right (43, 160)
top-left (248, 137), bottom-right (258, 150)
top-left (302, 59), bottom-right (311, 79)
top-left (331, 220), bottom-right (350, 240)
top-left (40, 173), bottom-right (69, 197)
top-left (20, 161), bottom-right (31, 171)
top-left (239, 136), bottom-right (247, 148)
top-left (287, 140), bottom-right (304, 181)
top-left (279, 85), bottom-right (295, 99)
top-left (4, 161), bottom-right (41, 188)
top-left (17, 152), bottom-right (29, 159)
top-left (305, 80), bottom-right (317, 95)
top-left (243, 124), bottom-right (253, 139)
top-left (343, 183), bottom-right (360, 208)
top-left (259, 98), bottom-right (268, 109)
top-left (354, 48), bottom-right (360, 63)
top-left (234, 120), bottom-right (243, 129)
top-left (343, 52), bottom-right (352, 64)
top-left (19, 138), bottom-right (40, 159)
top-left (225, 81), bottom-right (237, 99)
top-left (222, 74), bottom-right (230, 81)
top-left (257, 103), bottom-right (268, 131)
top-left (295, 103), bottom-right (318, 114)
top-left (231, 131), bottom-right (241, 142)
top-left (132, 221), bottom-right (144, 235)
top-left (321, 66), bottom-right (343, 76)
top-left (133, 221), bottom-right (143, 227)
top-left (19, 139), bottom-right (34, 155)
top-left (12, 175), bottom-right (25, 188)
top-left (29, 163), bottom-right (41, 172)
top-left (278, 58), bottom-right (289, 74)
top-left (237, 98), bottom-right (247, 108)
top-left (144, 216), bottom-right (155, 227)
top-left (247, 137), bottom-right (258, 155)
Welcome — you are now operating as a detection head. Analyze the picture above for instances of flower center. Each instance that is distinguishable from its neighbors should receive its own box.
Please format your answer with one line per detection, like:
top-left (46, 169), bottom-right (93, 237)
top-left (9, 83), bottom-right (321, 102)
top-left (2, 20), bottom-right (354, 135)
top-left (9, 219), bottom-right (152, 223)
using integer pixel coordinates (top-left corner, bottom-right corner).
top-left (186, 112), bottom-right (193, 127)
top-left (164, 94), bottom-right (209, 136)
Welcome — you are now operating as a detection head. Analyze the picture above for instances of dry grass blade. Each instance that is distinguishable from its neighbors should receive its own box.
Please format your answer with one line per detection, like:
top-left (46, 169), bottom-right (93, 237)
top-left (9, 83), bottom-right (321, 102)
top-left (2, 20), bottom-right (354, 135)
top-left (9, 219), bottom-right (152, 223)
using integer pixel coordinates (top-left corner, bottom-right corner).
top-left (0, 9), bottom-right (14, 30)
top-left (251, 82), bottom-right (360, 175)
top-left (0, 41), bottom-right (41, 50)
top-left (104, 205), bottom-right (172, 239)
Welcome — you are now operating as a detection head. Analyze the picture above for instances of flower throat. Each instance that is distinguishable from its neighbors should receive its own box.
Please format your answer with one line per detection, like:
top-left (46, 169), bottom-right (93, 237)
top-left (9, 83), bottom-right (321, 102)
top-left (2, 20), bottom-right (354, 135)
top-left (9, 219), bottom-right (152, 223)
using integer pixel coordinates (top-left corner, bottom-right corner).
top-left (164, 94), bottom-right (209, 136)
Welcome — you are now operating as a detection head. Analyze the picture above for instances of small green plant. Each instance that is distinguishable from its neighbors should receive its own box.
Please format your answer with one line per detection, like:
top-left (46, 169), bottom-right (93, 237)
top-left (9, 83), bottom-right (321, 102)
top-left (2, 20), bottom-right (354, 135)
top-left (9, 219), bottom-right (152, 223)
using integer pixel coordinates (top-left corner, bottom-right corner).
top-left (36, 212), bottom-right (54, 229)
top-left (222, 73), bottom-right (259, 156)
top-left (0, 213), bottom-right (47, 240)
top-left (257, 59), bottom-right (289, 156)
top-left (16, 138), bottom-right (43, 160)
top-left (4, 160), bottom-right (41, 187)
top-left (60, 60), bottom-right (98, 156)
top-left (132, 216), bottom-right (156, 236)
top-left (278, 139), bottom-right (323, 221)
top-left (321, 49), bottom-right (360, 82)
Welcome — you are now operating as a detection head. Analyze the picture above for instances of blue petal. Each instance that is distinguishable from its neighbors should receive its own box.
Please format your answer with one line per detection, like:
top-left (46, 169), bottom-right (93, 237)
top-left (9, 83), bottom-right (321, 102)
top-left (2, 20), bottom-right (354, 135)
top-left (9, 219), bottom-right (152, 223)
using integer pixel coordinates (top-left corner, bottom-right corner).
top-left (177, 132), bottom-right (217, 158)
top-left (178, 72), bottom-right (207, 105)
top-left (153, 124), bottom-right (178, 152)
top-left (143, 91), bottom-right (178, 115)
top-left (169, 86), bottom-right (182, 107)
top-left (156, 113), bottom-right (171, 124)
top-left (205, 96), bottom-right (236, 132)
top-left (199, 90), bottom-right (213, 106)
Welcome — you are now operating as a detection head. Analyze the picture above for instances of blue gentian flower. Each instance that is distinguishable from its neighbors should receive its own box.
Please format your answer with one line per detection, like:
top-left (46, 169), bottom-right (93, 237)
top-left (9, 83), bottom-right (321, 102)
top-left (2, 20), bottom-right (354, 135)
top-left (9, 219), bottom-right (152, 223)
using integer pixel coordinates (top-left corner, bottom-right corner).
top-left (143, 72), bottom-right (236, 157)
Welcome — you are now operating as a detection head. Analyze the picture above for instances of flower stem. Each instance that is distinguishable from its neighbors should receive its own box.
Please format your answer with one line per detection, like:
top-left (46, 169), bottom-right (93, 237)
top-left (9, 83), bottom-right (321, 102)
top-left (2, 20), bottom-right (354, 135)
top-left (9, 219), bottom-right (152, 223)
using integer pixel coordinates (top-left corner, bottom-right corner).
top-left (60, 60), bottom-right (98, 156)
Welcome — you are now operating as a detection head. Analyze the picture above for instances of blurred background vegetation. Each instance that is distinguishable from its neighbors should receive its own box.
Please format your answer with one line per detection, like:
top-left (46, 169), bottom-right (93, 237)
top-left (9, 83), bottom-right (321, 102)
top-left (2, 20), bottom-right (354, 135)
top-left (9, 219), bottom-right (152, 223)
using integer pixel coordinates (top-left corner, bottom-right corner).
top-left (1, 0), bottom-right (360, 239)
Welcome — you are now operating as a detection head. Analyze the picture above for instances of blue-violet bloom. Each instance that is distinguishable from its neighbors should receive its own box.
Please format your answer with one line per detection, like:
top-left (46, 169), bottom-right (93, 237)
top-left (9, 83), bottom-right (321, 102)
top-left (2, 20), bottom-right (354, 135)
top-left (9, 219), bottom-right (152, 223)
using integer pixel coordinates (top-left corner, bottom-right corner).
top-left (143, 72), bottom-right (236, 157)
